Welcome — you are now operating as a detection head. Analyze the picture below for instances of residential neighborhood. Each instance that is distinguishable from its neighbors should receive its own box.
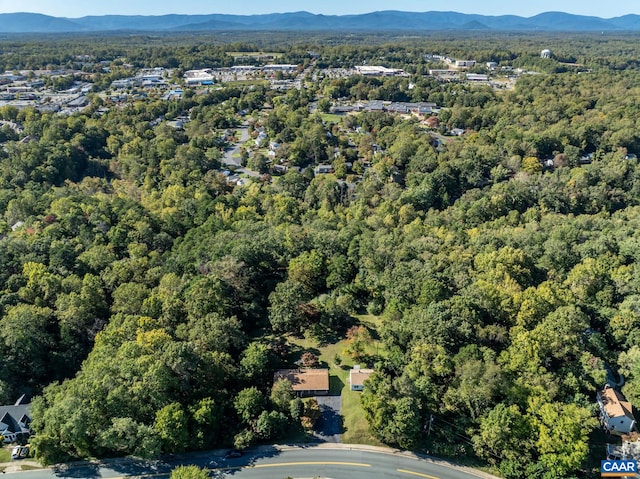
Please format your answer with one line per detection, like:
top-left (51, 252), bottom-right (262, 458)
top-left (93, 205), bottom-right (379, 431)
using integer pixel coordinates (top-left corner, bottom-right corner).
top-left (0, 9), bottom-right (637, 479)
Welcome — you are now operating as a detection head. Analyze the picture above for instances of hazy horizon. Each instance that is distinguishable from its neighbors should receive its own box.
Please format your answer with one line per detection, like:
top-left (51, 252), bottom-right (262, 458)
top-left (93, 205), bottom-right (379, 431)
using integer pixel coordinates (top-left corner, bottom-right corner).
top-left (0, 0), bottom-right (637, 19)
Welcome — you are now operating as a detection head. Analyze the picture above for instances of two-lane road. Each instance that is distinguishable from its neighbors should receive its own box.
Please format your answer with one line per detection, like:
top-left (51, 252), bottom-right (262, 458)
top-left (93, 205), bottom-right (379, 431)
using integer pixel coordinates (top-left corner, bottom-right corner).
top-left (15, 445), bottom-right (498, 479)
top-left (210, 448), bottom-right (496, 479)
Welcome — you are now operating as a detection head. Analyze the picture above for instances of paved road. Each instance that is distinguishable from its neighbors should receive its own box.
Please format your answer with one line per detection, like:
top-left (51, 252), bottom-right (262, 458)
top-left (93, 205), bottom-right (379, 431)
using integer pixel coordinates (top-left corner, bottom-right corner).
top-left (9, 445), bottom-right (500, 479)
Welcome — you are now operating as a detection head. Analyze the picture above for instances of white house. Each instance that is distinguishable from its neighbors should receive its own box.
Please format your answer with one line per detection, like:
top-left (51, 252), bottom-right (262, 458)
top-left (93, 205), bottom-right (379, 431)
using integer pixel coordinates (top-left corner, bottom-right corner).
top-left (349, 366), bottom-right (374, 391)
top-left (314, 164), bottom-right (334, 175)
top-left (598, 385), bottom-right (637, 435)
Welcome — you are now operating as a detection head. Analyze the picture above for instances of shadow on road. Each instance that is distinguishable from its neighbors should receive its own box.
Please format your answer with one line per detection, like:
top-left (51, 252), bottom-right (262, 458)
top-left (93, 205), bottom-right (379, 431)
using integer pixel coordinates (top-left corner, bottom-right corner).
top-left (208, 447), bottom-right (282, 477)
top-left (48, 446), bottom-right (285, 479)
top-left (104, 457), bottom-right (174, 478)
top-left (52, 462), bottom-right (101, 478)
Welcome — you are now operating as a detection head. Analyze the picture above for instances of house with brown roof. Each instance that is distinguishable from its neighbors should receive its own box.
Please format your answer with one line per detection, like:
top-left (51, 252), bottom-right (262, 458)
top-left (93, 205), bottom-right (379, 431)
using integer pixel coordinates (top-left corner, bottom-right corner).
top-left (349, 366), bottom-right (373, 391)
top-left (598, 385), bottom-right (637, 435)
top-left (274, 369), bottom-right (329, 397)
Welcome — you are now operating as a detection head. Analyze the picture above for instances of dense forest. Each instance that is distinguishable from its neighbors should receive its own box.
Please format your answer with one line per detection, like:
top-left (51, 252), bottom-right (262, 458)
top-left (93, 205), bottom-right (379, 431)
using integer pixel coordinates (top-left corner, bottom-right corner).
top-left (0, 32), bottom-right (639, 478)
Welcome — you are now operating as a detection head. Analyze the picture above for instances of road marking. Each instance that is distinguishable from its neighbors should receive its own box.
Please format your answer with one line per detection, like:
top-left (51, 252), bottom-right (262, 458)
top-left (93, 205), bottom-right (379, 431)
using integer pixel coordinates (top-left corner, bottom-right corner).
top-left (397, 468), bottom-right (440, 479)
top-left (104, 461), bottom-right (372, 478)
top-left (253, 461), bottom-right (372, 468)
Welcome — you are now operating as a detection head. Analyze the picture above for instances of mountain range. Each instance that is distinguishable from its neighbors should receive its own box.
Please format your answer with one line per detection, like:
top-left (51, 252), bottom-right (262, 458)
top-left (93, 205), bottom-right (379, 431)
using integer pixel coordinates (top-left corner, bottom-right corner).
top-left (1, 11), bottom-right (640, 33)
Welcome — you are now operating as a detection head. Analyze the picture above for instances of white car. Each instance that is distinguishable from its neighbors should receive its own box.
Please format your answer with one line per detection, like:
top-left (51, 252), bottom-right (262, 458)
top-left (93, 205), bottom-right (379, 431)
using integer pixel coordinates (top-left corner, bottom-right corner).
top-left (11, 446), bottom-right (28, 460)
top-left (11, 446), bottom-right (20, 459)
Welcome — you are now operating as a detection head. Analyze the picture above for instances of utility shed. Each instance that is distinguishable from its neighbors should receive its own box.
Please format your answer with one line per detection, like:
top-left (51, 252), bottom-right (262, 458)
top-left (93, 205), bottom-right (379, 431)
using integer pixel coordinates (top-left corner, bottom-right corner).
top-left (349, 366), bottom-right (374, 391)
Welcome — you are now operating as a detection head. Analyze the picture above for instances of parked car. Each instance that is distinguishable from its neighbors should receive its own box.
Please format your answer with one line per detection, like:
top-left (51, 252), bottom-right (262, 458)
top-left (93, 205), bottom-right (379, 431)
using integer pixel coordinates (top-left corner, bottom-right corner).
top-left (19, 446), bottom-right (29, 458)
top-left (11, 446), bottom-right (20, 459)
top-left (11, 446), bottom-right (28, 459)
top-left (224, 449), bottom-right (243, 459)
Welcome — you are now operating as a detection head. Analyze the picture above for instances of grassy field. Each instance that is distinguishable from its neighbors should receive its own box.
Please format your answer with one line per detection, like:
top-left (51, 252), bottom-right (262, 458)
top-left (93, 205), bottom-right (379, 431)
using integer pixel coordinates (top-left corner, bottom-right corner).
top-left (286, 314), bottom-right (385, 445)
top-left (320, 113), bottom-right (343, 123)
top-left (0, 447), bottom-right (10, 462)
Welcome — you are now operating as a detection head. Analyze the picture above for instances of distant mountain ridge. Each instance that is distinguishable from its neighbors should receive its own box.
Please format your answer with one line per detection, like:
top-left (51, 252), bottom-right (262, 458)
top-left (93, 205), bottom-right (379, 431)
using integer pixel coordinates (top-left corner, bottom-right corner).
top-left (1, 10), bottom-right (640, 33)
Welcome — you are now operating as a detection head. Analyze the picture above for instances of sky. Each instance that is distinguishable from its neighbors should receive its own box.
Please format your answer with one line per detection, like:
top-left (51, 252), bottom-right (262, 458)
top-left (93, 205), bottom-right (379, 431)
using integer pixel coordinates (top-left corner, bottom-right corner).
top-left (0, 0), bottom-right (636, 19)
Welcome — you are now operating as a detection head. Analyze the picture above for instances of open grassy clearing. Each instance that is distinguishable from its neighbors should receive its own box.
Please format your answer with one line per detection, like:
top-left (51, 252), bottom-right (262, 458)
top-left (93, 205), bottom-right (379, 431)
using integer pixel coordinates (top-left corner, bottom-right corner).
top-left (0, 447), bottom-right (9, 462)
top-left (320, 113), bottom-right (343, 123)
top-left (286, 314), bottom-right (385, 445)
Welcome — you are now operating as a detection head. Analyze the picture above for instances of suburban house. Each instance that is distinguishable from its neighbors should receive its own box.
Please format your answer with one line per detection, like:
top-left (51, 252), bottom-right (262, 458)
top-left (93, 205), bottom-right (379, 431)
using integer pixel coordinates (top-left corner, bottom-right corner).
top-left (274, 369), bottom-right (329, 397)
top-left (0, 395), bottom-right (32, 443)
top-left (597, 385), bottom-right (637, 435)
top-left (314, 164), bottom-right (334, 175)
top-left (349, 366), bottom-right (374, 391)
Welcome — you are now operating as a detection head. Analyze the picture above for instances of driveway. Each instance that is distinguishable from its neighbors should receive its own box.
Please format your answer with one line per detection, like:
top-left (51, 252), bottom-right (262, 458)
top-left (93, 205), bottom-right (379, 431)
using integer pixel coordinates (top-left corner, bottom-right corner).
top-left (313, 395), bottom-right (342, 443)
top-left (221, 122), bottom-right (249, 167)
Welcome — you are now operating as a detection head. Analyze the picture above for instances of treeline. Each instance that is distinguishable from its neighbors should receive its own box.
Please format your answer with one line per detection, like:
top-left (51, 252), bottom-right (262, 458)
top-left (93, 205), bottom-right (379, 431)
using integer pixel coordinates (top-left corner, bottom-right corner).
top-left (2, 32), bottom-right (640, 72)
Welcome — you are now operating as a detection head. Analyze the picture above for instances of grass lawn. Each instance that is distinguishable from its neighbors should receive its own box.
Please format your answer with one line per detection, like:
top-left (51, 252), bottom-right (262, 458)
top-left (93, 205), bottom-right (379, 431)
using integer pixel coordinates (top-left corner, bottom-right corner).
top-left (320, 113), bottom-right (343, 123)
top-left (355, 314), bottom-right (384, 331)
top-left (0, 447), bottom-right (10, 463)
top-left (286, 314), bottom-right (385, 446)
top-left (341, 386), bottom-right (384, 446)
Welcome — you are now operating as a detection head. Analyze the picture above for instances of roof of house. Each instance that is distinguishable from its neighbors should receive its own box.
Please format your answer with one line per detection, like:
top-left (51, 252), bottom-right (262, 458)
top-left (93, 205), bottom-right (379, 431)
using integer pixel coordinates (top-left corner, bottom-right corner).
top-left (350, 368), bottom-right (374, 387)
top-left (274, 369), bottom-right (329, 392)
top-left (600, 386), bottom-right (635, 421)
top-left (0, 397), bottom-right (31, 434)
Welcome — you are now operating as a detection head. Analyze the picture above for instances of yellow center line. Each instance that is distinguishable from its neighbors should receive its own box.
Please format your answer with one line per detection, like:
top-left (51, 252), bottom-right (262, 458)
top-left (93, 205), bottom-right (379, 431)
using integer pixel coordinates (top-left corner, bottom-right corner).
top-left (108, 461), bottom-right (372, 478)
top-left (397, 468), bottom-right (440, 479)
top-left (253, 461), bottom-right (372, 468)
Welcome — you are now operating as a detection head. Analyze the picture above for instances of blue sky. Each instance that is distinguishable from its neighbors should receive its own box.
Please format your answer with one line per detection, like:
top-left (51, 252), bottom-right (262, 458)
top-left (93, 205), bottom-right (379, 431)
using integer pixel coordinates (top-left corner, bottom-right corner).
top-left (0, 0), bottom-right (635, 18)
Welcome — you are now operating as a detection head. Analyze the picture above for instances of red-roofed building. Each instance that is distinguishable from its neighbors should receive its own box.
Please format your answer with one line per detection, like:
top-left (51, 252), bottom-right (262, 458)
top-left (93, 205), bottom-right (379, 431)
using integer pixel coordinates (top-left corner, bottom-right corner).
top-left (274, 369), bottom-right (329, 397)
